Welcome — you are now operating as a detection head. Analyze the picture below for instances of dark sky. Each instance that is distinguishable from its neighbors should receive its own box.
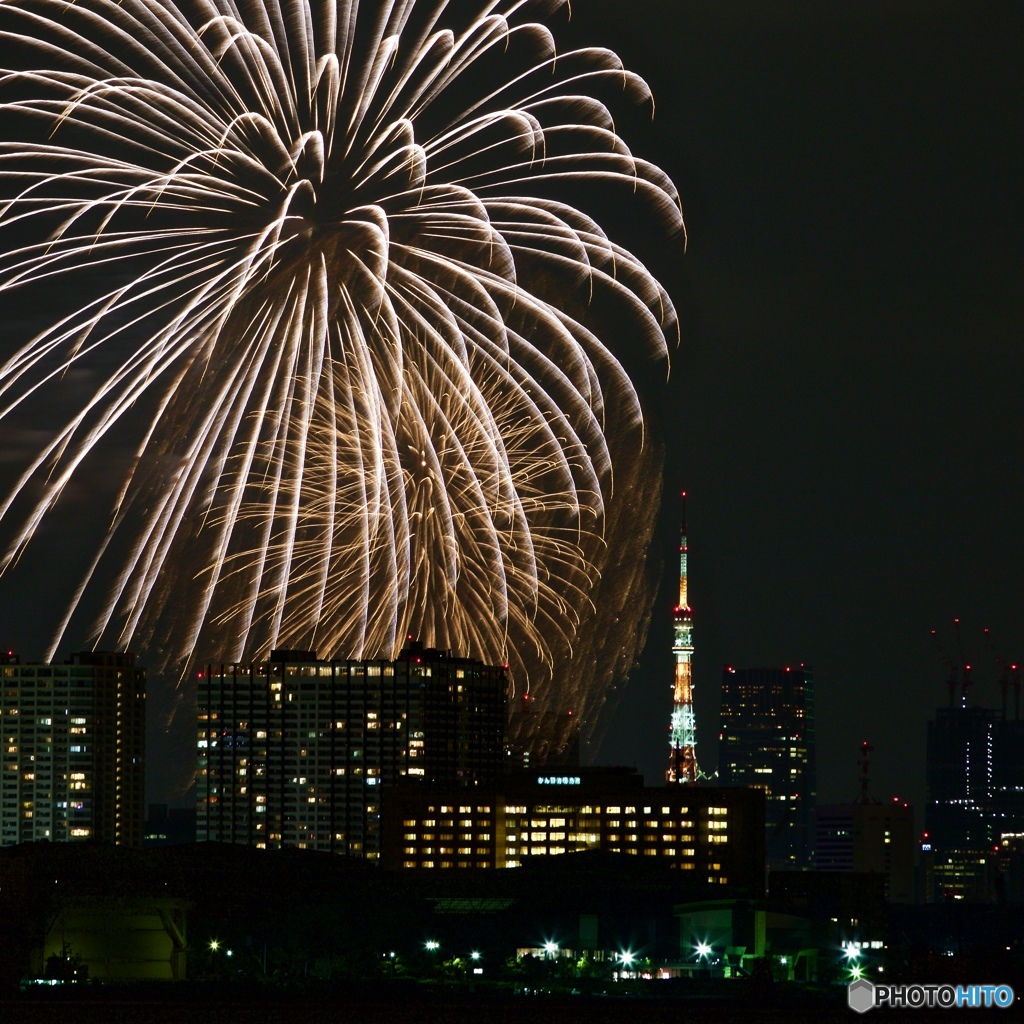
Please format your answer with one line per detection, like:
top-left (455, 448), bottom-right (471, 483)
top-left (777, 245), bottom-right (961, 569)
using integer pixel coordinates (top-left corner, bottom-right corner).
top-left (576, 1), bottom-right (1024, 810)
top-left (2, 2), bottom-right (1024, 812)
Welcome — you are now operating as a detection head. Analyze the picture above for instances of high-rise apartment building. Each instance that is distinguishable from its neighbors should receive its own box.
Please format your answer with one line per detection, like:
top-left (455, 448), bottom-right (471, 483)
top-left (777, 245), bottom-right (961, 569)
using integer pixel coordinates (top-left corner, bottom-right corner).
top-left (718, 665), bottom-right (816, 870)
top-left (0, 650), bottom-right (145, 847)
top-left (197, 641), bottom-right (506, 859)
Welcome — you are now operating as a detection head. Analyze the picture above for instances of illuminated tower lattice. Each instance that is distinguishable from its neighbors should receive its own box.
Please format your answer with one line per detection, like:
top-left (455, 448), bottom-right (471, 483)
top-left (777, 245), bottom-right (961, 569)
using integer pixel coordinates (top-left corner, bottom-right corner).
top-left (667, 493), bottom-right (699, 784)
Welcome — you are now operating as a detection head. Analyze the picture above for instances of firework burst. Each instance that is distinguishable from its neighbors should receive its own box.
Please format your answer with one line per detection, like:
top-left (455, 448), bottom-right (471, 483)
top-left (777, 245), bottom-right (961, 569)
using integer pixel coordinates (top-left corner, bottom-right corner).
top-left (0, 0), bottom-right (680, 745)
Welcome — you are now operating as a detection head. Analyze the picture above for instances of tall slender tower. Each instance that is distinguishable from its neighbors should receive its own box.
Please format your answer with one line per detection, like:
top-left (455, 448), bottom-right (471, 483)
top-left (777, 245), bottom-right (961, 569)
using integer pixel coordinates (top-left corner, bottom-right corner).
top-left (667, 492), bottom-right (699, 784)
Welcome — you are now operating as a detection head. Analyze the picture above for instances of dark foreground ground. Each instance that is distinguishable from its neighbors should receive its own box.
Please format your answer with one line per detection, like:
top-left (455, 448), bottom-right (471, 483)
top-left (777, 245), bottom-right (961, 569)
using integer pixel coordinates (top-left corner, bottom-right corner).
top-left (0, 990), bottom-right (977, 1024)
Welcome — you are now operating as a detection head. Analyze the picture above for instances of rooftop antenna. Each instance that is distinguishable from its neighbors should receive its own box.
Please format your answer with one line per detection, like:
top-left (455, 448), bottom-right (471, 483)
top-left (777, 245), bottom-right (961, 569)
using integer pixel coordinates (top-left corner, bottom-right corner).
top-left (856, 740), bottom-right (876, 805)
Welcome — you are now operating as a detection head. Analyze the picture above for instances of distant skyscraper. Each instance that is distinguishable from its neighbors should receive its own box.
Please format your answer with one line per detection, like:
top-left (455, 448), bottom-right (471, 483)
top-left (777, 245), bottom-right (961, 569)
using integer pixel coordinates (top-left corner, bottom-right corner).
top-left (719, 665), bottom-right (816, 869)
top-left (197, 640), bottom-right (507, 858)
top-left (925, 704), bottom-right (1024, 874)
top-left (0, 650), bottom-right (145, 847)
top-left (667, 493), bottom-right (698, 784)
top-left (926, 706), bottom-right (1001, 851)
top-left (815, 803), bottom-right (916, 903)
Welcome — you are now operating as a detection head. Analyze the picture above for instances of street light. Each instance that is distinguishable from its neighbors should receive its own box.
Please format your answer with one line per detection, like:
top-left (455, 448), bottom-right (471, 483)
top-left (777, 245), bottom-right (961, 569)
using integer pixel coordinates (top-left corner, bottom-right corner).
top-left (470, 951), bottom-right (481, 961)
top-left (208, 939), bottom-right (220, 952)
top-left (543, 941), bottom-right (558, 958)
top-left (619, 951), bottom-right (636, 967)
top-left (696, 942), bottom-right (712, 958)
top-left (425, 940), bottom-right (439, 951)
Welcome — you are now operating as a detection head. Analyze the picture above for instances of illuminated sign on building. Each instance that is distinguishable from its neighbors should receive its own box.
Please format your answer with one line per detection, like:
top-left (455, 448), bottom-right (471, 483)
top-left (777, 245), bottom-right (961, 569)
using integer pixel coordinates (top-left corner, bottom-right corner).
top-left (537, 775), bottom-right (581, 786)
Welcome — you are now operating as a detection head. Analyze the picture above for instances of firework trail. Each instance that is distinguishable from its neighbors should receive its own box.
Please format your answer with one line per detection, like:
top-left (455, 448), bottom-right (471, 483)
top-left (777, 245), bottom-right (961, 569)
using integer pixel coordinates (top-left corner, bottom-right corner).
top-left (0, 0), bottom-right (680, 752)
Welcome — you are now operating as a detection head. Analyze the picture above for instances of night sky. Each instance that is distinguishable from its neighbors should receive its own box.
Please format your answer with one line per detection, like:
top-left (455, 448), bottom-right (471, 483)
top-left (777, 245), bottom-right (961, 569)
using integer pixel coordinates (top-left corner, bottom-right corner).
top-left (2, 2), bottom-right (1024, 813)
top-left (580, 1), bottom-right (1024, 811)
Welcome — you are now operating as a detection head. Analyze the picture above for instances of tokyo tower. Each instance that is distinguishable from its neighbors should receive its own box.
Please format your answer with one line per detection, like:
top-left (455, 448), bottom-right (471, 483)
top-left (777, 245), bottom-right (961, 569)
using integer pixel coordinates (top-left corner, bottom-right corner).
top-left (666, 492), bottom-right (699, 784)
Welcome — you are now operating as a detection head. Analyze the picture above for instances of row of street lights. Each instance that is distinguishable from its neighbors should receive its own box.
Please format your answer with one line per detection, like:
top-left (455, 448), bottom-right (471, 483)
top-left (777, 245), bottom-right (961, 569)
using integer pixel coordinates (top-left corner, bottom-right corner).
top-left (204, 932), bottom-right (882, 984)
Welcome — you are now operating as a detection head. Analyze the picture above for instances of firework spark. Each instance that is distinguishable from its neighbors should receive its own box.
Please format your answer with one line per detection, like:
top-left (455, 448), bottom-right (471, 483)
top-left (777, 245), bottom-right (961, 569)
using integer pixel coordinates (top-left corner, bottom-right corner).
top-left (0, 0), bottom-right (680, 744)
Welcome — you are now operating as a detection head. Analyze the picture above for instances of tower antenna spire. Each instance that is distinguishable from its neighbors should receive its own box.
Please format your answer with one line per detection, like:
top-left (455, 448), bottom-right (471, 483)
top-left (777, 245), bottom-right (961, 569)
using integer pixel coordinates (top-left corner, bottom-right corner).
top-left (667, 491), bottom-right (699, 784)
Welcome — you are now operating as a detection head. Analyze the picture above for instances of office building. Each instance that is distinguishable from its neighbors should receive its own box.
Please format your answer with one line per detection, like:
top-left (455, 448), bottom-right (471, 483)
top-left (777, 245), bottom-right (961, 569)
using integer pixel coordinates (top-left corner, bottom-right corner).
top-left (382, 767), bottom-right (765, 892)
top-left (197, 641), bottom-right (506, 859)
top-left (718, 665), bottom-right (816, 870)
top-left (815, 801), bottom-right (916, 903)
top-left (926, 706), bottom-right (1000, 851)
top-left (0, 650), bottom-right (145, 847)
top-left (923, 703), bottom-right (1024, 900)
top-left (926, 707), bottom-right (1024, 849)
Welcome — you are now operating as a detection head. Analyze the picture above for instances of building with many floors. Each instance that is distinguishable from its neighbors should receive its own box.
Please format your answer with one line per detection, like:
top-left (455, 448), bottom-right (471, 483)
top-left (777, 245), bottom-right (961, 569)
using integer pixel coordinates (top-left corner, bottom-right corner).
top-left (0, 650), bottom-right (145, 847)
top-left (197, 641), bottom-right (506, 859)
top-left (718, 665), bottom-right (816, 870)
top-left (815, 800), bottom-right (916, 903)
top-left (923, 704), bottom-right (1024, 900)
top-left (381, 767), bottom-right (765, 890)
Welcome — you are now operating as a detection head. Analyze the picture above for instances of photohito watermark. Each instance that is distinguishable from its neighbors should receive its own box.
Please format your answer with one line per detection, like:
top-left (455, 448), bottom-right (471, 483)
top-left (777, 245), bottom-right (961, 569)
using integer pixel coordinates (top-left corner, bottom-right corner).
top-left (848, 979), bottom-right (1015, 1013)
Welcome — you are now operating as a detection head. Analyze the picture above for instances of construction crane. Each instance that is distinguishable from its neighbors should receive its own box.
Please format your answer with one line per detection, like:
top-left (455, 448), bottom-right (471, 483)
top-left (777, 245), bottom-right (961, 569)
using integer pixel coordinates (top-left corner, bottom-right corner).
top-left (984, 626), bottom-right (1022, 721)
top-left (952, 617), bottom-right (973, 706)
top-left (930, 626), bottom-right (961, 708)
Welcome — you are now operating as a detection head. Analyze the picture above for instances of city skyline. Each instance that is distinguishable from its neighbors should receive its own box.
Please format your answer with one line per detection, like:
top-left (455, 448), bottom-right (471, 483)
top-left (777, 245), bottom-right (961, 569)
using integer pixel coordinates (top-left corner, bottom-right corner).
top-left (3, 3), bottom-right (1024, 814)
